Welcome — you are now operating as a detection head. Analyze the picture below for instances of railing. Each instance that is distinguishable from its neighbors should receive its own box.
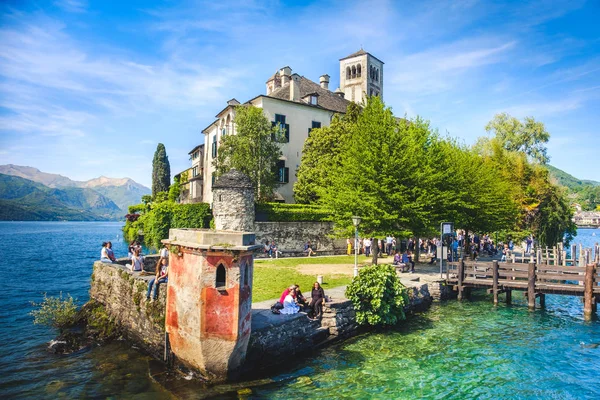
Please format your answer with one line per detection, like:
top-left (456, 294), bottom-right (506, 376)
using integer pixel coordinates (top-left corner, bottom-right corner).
top-left (446, 259), bottom-right (599, 319)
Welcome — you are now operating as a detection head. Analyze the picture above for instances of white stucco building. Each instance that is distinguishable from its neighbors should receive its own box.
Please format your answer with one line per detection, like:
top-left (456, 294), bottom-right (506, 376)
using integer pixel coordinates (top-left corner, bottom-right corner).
top-left (181, 49), bottom-right (384, 204)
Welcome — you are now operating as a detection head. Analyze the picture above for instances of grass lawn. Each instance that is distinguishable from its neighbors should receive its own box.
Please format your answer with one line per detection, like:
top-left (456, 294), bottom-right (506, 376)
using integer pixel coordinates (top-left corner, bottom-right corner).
top-left (254, 254), bottom-right (372, 268)
top-left (253, 264), bottom-right (352, 302)
top-left (251, 255), bottom-right (372, 302)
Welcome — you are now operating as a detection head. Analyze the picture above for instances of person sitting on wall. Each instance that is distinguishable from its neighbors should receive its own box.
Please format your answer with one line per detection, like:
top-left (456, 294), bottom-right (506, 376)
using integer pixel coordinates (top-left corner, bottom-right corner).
top-left (147, 258), bottom-right (168, 301)
top-left (106, 241), bottom-right (117, 262)
top-left (129, 248), bottom-right (144, 272)
top-left (294, 284), bottom-right (309, 310)
top-left (271, 285), bottom-right (296, 314)
top-left (100, 242), bottom-right (113, 263)
top-left (304, 241), bottom-right (315, 257)
top-left (269, 241), bottom-right (279, 258)
top-left (308, 281), bottom-right (325, 320)
top-left (280, 287), bottom-right (300, 315)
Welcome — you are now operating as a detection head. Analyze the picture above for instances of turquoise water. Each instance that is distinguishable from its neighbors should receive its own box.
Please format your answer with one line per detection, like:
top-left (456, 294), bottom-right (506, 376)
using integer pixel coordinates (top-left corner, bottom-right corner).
top-left (0, 222), bottom-right (599, 399)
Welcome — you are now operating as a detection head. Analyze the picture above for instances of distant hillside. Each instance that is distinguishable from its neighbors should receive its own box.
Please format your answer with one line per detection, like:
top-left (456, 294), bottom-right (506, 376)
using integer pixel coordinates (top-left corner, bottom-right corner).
top-left (0, 164), bottom-right (150, 211)
top-left (0, 174), bottom-right (121, 221)
top-left (546, 165), bottom-right (600, 190)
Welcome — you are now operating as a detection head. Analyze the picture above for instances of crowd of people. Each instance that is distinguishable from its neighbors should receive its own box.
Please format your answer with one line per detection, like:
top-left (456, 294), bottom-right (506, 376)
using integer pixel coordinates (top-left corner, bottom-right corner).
top-left (270, 283), bottom-right (326, 320)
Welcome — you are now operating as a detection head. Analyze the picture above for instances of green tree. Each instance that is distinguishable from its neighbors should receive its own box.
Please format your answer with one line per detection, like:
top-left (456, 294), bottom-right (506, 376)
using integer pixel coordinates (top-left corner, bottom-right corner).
top-left (214, 105), bottom-right (282, 202)
top-left (485, 113), bottom-right (550, 164)
top-left (152, 143), bottom-right (171, 197)
top-left (294, 103), bottom-right (360, 204)
top-left (168, 175), bottom-right (182, 202)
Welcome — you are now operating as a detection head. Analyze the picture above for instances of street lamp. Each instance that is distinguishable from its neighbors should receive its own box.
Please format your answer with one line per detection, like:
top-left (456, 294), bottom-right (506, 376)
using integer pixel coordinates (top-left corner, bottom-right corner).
top-left (352, 216), bottom-right (362, 277)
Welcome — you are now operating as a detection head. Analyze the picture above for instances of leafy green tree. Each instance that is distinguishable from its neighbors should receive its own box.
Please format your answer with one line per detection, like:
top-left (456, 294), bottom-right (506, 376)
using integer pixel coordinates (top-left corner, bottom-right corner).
top-left (168, 175), bottom-right (182, 202)
top-left (294, 102), bottom-right (361, 204)
top-left (485, 113), bottom-right (550, 164)
top-left (214, 105), bottom-right (282, 202)
top-left (152, 143), bottom-right (171, 197)
top-left (345, 264), bottom-right (409, 326)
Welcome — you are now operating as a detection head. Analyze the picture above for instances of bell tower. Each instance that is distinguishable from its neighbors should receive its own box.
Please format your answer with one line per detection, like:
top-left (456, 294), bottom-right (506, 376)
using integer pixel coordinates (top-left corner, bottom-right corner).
top-left (339, 49), bottom-right (384, 104)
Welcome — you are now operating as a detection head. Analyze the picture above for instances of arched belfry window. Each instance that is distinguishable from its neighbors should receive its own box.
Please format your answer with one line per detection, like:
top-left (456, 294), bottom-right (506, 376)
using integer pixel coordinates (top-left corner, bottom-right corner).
top-left (357, 64), bottom-right (361, 78)
top-left (216, 263), bottom-right (226, 289)
top-left (351, 66), bottom-right (356, 78)
top-left (346, 67), bottom-right (351, 80)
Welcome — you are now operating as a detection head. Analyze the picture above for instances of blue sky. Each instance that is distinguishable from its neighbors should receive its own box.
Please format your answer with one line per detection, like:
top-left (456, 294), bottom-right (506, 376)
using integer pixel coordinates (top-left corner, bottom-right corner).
top-left (1, 0), bottom-right (599, 187)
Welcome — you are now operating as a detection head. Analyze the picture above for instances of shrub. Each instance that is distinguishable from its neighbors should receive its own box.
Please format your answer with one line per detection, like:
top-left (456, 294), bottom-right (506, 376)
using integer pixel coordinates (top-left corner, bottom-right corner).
top-left (255, 202), bottom-right (330, 222)
top-left (30, 292), bottom-right (78, 331)
top-left (125, 213), bottom-right (140, 222)
top-left (123, 201), bottom-right (212, 250)
top-left (128, 204), bottom-right (147, 214)
top-left (345, 264), bottom-right (409, 326)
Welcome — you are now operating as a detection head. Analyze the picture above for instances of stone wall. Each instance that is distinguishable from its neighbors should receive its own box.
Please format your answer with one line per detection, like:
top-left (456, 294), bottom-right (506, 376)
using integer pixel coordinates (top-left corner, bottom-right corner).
top-left (89, 260), bottom-right (435, 377)
top-left (254, 221), bottom-right (346, 254)
top-left (89, 257), bottom-right (166, 359)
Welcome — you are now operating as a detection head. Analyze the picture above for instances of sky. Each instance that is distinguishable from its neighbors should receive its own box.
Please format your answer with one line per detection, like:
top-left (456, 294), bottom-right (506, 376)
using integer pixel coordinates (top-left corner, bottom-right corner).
top-left (0, 0), bottom-right (599, 188)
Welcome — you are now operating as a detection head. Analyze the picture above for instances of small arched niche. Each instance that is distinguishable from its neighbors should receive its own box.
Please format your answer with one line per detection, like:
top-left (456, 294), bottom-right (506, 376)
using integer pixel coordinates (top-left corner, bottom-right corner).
top-left (216, 263), bottom-right (226, 290)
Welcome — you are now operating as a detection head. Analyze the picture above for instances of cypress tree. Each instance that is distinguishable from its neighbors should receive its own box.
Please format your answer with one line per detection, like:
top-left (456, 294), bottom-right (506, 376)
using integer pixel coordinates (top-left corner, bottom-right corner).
top-left (152, 143), bottom-right (171, 197)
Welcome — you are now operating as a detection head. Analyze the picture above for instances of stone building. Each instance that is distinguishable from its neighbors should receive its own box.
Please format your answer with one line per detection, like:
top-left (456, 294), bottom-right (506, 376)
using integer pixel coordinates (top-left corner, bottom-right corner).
top-left (178, 49), bottom-right (384, 204)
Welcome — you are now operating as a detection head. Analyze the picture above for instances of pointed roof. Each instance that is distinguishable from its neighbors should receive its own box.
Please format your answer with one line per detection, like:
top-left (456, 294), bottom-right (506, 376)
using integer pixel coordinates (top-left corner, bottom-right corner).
top-left (339, 49), bottom-right (384, 64)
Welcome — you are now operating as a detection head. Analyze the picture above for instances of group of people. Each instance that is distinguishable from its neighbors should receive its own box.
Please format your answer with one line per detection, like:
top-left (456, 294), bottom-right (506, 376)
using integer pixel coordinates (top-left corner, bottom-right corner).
top-left (99, 240), bottom-right (168, 302)
top-left (393, 250), bottom-right (416, 273)
top-left (271, 282), bottom-right (326, 320)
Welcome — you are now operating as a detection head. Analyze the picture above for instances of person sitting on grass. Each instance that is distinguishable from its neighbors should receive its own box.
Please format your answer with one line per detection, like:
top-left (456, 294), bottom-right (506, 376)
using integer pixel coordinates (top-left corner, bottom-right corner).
top-left (280, 287), bottom-right (300, 315)
top-left (147, 258), bottom-right (168, 301)
top-left (304, 241), bottom-right (315, 257)
top-left (308, 282), bottom-right (325, 320)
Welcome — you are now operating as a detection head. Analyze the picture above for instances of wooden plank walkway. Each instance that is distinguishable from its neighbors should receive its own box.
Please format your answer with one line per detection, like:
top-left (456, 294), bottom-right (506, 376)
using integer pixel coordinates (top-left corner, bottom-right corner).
top-left (446, 259), bottom-right (600, 320)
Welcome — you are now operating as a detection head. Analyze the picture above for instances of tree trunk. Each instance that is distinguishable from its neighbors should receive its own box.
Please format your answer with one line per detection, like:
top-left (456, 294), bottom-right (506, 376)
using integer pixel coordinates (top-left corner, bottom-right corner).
top-left (372, 240), bottom-right (378, 265)
top-left (413, 236), bottom-right (420, 265)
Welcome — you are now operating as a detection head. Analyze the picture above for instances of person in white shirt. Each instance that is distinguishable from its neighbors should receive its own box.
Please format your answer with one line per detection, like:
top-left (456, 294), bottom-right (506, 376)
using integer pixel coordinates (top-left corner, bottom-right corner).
top-left (129, 248), bottom-right (144, 272)
top-left (100, 242), bottom-right (113, 263)
top-left (280, 288), bottom-right (300, 315)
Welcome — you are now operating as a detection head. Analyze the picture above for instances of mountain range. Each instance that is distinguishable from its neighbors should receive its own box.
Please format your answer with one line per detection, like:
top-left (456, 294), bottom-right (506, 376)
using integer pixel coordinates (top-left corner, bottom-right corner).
top-left (0, 165), bottom-right (151, 221)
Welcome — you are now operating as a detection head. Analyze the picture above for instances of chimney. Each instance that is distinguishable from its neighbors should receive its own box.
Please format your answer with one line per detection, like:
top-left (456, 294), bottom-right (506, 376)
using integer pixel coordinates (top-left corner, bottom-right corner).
top-left (290, 74), bottom-right (300, 101)
top-left (319, 74), bottom-right (330, 90)
top-left (280, 66), bottom-right (292, 86)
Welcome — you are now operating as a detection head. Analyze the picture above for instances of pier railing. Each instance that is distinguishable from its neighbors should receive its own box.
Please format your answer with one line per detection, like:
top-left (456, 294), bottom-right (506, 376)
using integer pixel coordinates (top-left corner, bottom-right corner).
top-left (446, 259), bottom-right (599, 320)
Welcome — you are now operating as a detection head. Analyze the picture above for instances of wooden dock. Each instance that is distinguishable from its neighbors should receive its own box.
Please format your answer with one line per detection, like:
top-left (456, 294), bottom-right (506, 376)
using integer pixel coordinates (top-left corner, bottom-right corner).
top-left (446, 259), bottom-right (600, 320)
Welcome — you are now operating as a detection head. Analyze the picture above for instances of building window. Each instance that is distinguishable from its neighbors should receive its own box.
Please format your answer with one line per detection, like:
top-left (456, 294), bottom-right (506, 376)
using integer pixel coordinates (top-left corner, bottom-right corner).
top-left (276, 160), bottom-right (289, 183)
top-left (211, 135), bottom-right (217, 158)
top-left (216, 264), bottom-right (226, 290)
top-left (308, 121), bottom-right (321, 135)
top-left (192, 166), bottom-right (198, 177)
top-left (222, 128), bottom-right (227, 136)
top-left (357, 64), bottom-right (361, 78)
top-left (211, 174), bottom-right (215, 186)
top-left (310, 95), bottom-right (317, 105)
top-left (351, 65), bottom-right (356, 78)
top-left (346, 66), bottom-right (351, 80)
top-left (271, 114), bottom-right (289, 143)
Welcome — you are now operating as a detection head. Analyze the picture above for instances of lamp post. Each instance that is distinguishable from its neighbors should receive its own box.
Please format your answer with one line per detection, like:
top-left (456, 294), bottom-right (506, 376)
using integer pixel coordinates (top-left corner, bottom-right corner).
top-left (352, 216), bottom-right (362, 277)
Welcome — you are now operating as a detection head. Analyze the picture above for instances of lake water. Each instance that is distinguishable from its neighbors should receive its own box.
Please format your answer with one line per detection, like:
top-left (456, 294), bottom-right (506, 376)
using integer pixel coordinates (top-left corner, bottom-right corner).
top-left (0, 222), bottom-right (599, 399)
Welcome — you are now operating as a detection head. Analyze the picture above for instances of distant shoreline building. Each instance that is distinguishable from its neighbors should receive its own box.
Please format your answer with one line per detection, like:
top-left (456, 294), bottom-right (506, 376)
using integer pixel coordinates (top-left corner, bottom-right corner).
top-left (177, 49), bottom-right (383, 204)
top-left (573, 210), bottom-right (600, 227)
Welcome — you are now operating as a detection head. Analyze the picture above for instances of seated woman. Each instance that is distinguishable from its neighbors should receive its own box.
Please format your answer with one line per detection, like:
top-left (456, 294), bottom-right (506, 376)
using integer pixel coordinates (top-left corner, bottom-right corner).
top-left (308, 282), bottom-right (325, 319)
top-left (304, 241), bottom-right (315, 257)
top-left (280, 287), bottom-right (300, 315)
top-left (294, 284), bottom-right (309, 310)
top-left (100, 242), bottom-right (113, 263)
top-left (129, 248), bottom-right (144, 272)
top-left (147, 258), bottom-right (168, 301)
top-left (393, 251), bottom-right (402, 265)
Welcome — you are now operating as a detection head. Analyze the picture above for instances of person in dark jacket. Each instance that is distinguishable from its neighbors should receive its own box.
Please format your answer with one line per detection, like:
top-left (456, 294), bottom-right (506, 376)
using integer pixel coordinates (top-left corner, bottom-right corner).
top-left (308, 282), bottom-right (325, 320)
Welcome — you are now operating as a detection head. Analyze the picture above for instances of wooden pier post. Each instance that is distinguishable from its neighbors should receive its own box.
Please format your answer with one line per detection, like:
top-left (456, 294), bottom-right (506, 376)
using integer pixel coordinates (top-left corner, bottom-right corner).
top-left (562, 250), bottom-right (567, 267)
top-left (506, 289), bottom-right (512, 305)
top-left (528, 262), bottom-right (536, 309)
top-left (457, 258), bottom-right (465, 301)
top-left (571, 244), bottom-right (577, 266)
top-left (539, 293), bottom-right (546, 308)
top-left (492, 260), bottom-right (499, 305)
top-left (536, 249), bottom-right (542, 266)
top-left (583, 263), bottom-right (597, 320)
